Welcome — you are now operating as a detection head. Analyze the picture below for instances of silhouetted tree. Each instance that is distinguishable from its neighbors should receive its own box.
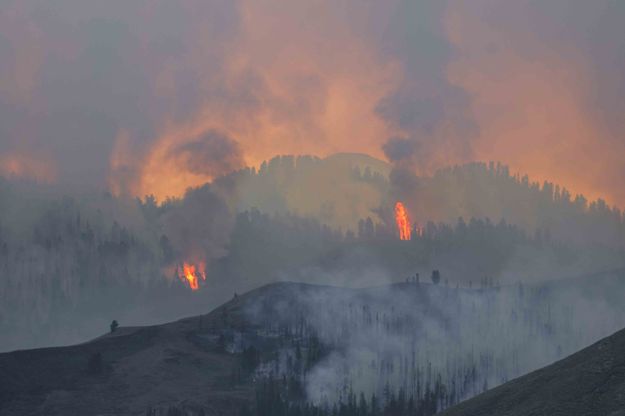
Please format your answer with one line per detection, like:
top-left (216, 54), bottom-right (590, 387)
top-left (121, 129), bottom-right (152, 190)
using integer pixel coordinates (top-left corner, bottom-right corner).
top-left (431, 270), bottom-right (441, 285)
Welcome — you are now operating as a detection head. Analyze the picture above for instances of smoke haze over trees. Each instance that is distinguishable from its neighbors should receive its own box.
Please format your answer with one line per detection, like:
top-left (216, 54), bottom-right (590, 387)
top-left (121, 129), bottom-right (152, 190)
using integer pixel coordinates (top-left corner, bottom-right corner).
top-left (1, 154), bottom-right (624, 351)
top-left (236, 277), bottom-right (625, 415)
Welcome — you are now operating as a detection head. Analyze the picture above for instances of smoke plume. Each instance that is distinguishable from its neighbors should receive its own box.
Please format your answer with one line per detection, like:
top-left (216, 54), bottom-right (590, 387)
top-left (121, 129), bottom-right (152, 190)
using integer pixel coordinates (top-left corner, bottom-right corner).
top-left (1, 1), bottom-right (623, 205)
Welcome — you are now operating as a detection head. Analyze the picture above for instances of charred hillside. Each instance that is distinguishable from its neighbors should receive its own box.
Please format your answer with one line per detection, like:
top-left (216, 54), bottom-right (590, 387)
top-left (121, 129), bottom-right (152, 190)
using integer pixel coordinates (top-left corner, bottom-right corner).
top-left (2, 274), bottom-right (625, 415)
top-left (439, 327), bottom-right (625, 416)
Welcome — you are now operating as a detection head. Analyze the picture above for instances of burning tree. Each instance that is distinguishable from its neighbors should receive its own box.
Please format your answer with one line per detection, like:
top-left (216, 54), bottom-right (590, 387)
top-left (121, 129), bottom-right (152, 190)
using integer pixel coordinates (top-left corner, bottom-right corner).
top-left (177, 262), bottom-right (206, 291)
top-left (395, 202), bottom-right (412, 240)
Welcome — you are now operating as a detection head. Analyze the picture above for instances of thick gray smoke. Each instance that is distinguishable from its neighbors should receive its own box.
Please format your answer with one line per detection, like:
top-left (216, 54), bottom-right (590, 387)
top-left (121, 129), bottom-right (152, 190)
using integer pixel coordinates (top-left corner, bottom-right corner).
top-left (243, 271), bottom-right (625, 409)
top-left (1, 1), bottom-right (625, 204)
top-left (161, 184), bottom-right (234, 264)
top-left (382, 137), bottom-right (421, 166)
top-left (170, 131), bottom-right (245, 178)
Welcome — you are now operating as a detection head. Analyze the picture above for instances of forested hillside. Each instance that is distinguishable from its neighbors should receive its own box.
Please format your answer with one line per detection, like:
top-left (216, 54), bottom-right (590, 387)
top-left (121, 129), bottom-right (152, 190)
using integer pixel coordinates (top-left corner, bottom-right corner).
top-left (1, 155), bottom-right (624, 351)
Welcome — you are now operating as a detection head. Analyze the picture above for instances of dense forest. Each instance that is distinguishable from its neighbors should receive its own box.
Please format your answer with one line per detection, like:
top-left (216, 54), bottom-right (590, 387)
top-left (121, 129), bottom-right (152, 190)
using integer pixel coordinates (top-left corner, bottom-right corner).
top-left (213, 154), bottom-right (625, 248)
top-left (1, 156), bottom-right (624, 351)
top-left (392, 161), bottom-right (625, 248)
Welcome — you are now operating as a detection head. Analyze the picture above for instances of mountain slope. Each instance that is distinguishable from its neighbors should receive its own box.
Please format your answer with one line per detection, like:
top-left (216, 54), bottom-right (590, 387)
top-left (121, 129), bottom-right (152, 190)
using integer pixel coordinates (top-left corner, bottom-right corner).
top-left (0, 282), bottom-right (355, 415)
top-left (0, 297), bottom-right (255, 415)
top-left (1, 278), bottom-right (625, 416)
top-left (439, 327), bottom-right (625, 416)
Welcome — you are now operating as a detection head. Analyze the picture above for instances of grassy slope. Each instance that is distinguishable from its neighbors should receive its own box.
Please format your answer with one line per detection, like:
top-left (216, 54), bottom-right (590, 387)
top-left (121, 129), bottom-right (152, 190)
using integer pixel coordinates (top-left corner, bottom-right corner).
top-left (0, 295), bottom-right (255, 416)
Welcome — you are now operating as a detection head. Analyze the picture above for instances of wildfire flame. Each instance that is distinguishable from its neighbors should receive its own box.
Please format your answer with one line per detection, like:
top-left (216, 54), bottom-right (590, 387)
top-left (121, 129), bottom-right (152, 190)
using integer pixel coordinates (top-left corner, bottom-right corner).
top-left (178, 262), bottom-right (206, 291)
top-left (395, 201), bottom-right (412, 241)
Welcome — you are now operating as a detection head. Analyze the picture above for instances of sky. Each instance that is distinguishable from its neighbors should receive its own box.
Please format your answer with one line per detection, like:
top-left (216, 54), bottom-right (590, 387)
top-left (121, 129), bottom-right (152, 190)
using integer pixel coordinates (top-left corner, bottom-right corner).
top-left (0, 0), bottom-right (624, 204)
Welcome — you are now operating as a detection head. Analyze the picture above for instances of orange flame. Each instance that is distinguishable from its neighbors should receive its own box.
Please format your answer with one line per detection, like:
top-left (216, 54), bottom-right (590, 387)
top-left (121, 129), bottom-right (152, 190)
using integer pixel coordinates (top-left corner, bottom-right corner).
top-left (395, 201), bottom-right (411, 241)
top-left (178, 262), bottom-right (206, 291)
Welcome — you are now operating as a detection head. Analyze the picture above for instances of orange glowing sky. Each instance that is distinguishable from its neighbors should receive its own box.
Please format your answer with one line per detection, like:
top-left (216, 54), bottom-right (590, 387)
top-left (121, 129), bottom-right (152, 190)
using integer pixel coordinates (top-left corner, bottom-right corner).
top-left (1, 0), bottom-right (624, 206)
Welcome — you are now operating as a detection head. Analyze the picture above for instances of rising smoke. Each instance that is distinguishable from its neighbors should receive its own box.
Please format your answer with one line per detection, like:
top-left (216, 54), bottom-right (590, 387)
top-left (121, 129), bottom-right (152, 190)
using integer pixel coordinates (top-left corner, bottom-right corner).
top-left (241, 272), bottom-right (625, 409)
top-left (0, 1), bottom-right (624, 204)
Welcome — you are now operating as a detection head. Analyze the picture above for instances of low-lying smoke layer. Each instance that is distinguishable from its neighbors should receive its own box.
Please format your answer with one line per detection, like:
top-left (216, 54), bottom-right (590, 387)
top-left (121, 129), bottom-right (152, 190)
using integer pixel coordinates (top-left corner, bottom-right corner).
top-left (242, 274), bottom-right (625, 409)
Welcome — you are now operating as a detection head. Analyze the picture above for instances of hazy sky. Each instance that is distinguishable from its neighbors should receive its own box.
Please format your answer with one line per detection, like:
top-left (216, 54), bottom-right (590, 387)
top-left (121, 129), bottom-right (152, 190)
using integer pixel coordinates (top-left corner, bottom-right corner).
top-left (0, 0), bottom-right (624, 204)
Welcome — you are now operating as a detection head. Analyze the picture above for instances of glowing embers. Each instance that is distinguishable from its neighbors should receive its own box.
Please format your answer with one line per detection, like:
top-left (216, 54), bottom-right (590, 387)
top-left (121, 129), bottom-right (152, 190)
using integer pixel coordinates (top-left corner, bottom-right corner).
top-left (177, 262), bottom-right (206, 291)
top-left (395, 201), bottom-right (411, 241)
